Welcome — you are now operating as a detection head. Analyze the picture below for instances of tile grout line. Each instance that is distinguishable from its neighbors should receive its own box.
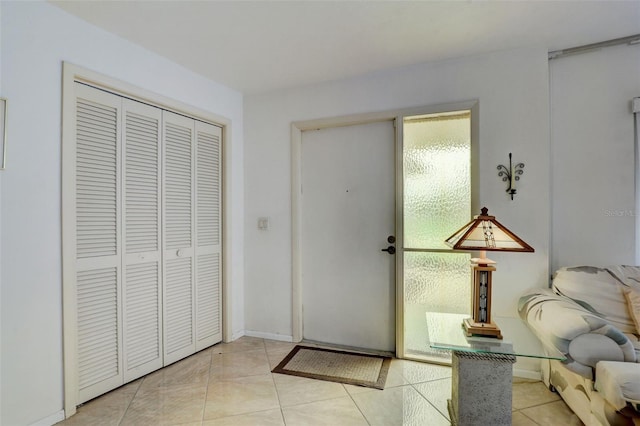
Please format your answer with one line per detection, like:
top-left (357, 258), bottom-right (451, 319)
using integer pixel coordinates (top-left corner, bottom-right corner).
top-left (261, 338), bottom-right (289, 425)
top-left (70, 338), bottom-right (568, 426)
top-left (518, 408), bottom-right (543, 425)
top-left (410, 382), bottom-right (452, 423)
top-left (117, 375), bottom-right (145, 426)
top-left (516, 399), bottom-right (580, 426)
top-left (199, 347), bottom-right (214, 425)
top-left (343, 384), bottom-right (373, 426)
top-left (513, 397), bottom-right (564, 411)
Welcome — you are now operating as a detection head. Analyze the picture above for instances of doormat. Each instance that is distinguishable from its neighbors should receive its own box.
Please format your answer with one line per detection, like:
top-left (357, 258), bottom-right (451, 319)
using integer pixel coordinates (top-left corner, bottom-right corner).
top-left (272, 345), bottom-right (392, 389)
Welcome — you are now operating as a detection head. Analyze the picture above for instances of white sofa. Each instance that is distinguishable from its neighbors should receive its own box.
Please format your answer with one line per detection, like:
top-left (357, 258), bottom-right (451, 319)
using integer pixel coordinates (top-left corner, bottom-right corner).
top-left (519, 266), bottom-right (640, 425)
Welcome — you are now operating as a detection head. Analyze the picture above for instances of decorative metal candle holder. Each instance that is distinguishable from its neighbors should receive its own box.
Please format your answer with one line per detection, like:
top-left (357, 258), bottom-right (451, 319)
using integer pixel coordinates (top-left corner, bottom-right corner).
top-left (497, 153), bottom-right (524, 200)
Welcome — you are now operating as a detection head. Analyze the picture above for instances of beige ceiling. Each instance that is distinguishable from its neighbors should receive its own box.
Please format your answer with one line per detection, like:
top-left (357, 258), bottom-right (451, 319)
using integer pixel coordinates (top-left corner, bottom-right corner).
top-left (51, 1), bottom-right (640, 95)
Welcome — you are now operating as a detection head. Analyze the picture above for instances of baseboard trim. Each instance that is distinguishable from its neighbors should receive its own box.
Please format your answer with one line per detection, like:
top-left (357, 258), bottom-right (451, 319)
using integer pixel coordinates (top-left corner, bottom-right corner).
top-left (513, 368), bottom-right (542, 380)
top-left (230, 330), bottom-right (245, 341)
top-left (244, 330), bottom-right (293, 342)
top-left (29, 409), bottom-right (65, 426)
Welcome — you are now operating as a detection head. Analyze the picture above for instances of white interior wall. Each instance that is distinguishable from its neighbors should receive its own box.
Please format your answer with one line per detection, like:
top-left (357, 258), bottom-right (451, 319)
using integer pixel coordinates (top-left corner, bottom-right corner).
top-left (244, 47), bottom-right (551, 355)
top-left (6, 2), bottom-right (636, 422)
top-left (550, 44), bottom-right (640, 273)
top-left (0, 2), bottom-right (244, 425)
top-left (0, 3), bottom-right (3, 422)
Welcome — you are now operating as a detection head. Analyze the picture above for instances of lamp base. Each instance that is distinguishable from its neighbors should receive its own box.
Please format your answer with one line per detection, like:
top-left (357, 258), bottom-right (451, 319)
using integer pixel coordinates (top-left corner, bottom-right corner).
top-left (463, 318), bottom-right (503, 339)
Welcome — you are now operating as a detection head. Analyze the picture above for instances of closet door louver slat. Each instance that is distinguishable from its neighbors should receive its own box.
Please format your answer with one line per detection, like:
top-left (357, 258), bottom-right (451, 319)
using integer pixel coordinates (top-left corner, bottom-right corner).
top-left (163, 111), bottom-right (196, 364)
top-left (74, 85), bottom-right (123, 404)
top-left (196, 254), bottom-right (221, 345)
top-left (77, 267), bottom-right (118, 391)
top-left (195, 122), bottom-right (223, 349)
top-left (165, 257), bottom-right (193, 354)
top-left (125, 263), bottom-right (160, 372)
top-left (67, 82), bottom-right (223, 409)
top-left (124, 104), bottom-right (160, 254)
top-left (76, 100), bottom-right (118, 259)
top-left (122, 100), bottom-right (163, 382)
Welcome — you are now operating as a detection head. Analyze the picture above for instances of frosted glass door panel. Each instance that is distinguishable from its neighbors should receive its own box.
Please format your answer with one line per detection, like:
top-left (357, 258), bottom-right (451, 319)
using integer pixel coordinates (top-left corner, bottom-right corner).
top-left (401, 110), bottom-right (472, 362)
top-left (403, 112), bottom-right (470, 250)
top-left (403, 252), bottom-right (470, 359)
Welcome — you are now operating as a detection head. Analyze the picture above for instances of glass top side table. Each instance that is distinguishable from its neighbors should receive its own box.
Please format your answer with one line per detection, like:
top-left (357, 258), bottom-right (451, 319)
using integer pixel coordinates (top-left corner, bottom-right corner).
top-left (426, 312), bottom-right (566, 426)
top-left (427, 312), bottom-right (565, 360)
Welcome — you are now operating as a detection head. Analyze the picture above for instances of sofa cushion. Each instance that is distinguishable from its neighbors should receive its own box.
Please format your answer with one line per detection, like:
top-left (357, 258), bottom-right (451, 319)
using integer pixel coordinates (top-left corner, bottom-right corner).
top-left (553, 266), bottom-right (636, 334)
top-left (595, 361), bottom-right (640, 411)
top-left (519, 288), bottom-right (636, 380)
top-left (624, 288), bottom-right (640, 335)
top-left (570, 334), bottom-right (626, 367)
top-left (624, 333), bottom-right (640, 359)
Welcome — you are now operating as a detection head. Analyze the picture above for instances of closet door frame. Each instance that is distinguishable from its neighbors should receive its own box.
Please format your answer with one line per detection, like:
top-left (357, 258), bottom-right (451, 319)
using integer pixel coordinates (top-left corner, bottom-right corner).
top-left (61, 62), bottom-right (232, 418)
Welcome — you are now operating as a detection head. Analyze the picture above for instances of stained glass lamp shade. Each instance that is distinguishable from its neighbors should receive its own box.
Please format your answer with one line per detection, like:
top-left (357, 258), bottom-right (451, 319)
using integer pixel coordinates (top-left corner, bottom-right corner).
top-left (445, 207), bottom-right (534, 338)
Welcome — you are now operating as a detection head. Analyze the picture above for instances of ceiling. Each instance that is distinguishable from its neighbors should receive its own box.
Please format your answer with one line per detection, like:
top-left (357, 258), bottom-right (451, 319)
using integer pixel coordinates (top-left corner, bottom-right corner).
top-left (51, 1), bottom-right (640, 95)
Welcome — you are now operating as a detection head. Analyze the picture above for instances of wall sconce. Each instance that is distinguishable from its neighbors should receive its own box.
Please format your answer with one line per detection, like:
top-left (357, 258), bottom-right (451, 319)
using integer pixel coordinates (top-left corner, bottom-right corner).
top-left (497, 153), bottom-right (524, 200)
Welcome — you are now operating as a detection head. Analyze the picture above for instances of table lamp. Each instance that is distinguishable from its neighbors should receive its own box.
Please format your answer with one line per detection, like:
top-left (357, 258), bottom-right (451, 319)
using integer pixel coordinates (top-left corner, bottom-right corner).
top-left (444, 207), bottom-right (534, 339)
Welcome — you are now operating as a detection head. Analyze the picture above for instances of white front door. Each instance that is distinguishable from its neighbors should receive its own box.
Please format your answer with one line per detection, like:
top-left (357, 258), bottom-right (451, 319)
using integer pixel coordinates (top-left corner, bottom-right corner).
top-left (301, 120), bottom-right (395, 352)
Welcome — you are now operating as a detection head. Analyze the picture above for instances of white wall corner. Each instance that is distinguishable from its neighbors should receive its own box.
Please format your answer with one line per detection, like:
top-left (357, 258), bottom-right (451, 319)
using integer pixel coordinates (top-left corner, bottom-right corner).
top-left (2, 2), bottom-right (244, 424)
top-left (230, 330), bottom-right (246, 341)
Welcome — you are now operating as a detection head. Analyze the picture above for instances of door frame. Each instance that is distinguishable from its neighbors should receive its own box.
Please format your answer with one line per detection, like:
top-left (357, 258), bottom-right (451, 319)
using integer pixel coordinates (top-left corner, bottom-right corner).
top-left (290, 101), bottom-right (478, 358)
top-left (61, 62), bottom-right (233, 417)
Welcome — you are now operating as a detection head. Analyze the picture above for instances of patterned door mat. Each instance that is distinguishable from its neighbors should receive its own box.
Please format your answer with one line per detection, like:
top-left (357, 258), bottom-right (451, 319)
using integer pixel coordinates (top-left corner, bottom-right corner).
top-left (272, 345), bottom-right (391, 389)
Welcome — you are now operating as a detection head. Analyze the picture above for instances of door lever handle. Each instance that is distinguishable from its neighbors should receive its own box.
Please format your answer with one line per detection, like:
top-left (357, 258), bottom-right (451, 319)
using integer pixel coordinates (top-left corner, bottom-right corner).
top-left (381, 246), bottom-right (396, 255)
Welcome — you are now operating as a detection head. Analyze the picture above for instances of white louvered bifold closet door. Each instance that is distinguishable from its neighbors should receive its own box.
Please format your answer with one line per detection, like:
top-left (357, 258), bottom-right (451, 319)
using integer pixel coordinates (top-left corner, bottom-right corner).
top-left (122, 100), bottom-right (163, 381)
top-left (195, 121), bottom-right (223, 349)
top-left (162, 111), bottom-right (197, 364)
top-left (74, 84), bottom-right (124, 403)
top-left (67, 82), bottom-right (223, 408)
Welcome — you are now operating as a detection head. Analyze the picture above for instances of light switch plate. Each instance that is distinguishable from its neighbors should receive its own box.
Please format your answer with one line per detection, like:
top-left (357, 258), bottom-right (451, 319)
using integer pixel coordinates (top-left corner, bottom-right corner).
top-left (258, 217), bottom-right (269, 230)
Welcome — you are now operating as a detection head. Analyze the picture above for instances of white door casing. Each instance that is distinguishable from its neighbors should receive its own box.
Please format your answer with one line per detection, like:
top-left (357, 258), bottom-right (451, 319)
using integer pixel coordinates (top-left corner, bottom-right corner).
top-left (300, 120), bottom-right (396, 352)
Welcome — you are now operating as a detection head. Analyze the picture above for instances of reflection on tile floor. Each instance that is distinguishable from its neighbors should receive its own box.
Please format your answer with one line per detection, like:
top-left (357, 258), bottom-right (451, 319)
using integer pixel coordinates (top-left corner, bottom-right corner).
top-left (58, 336), bottom-right (583, 426)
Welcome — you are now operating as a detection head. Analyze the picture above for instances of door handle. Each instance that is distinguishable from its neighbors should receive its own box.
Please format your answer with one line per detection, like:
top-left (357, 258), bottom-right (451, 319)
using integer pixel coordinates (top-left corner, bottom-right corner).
top-left (381, 246), bottom-right (396, 255)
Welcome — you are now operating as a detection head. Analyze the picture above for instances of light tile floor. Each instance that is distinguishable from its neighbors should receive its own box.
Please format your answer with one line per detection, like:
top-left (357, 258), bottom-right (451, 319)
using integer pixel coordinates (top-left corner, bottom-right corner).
top-left (58, 336), bottom-right (583, 426)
